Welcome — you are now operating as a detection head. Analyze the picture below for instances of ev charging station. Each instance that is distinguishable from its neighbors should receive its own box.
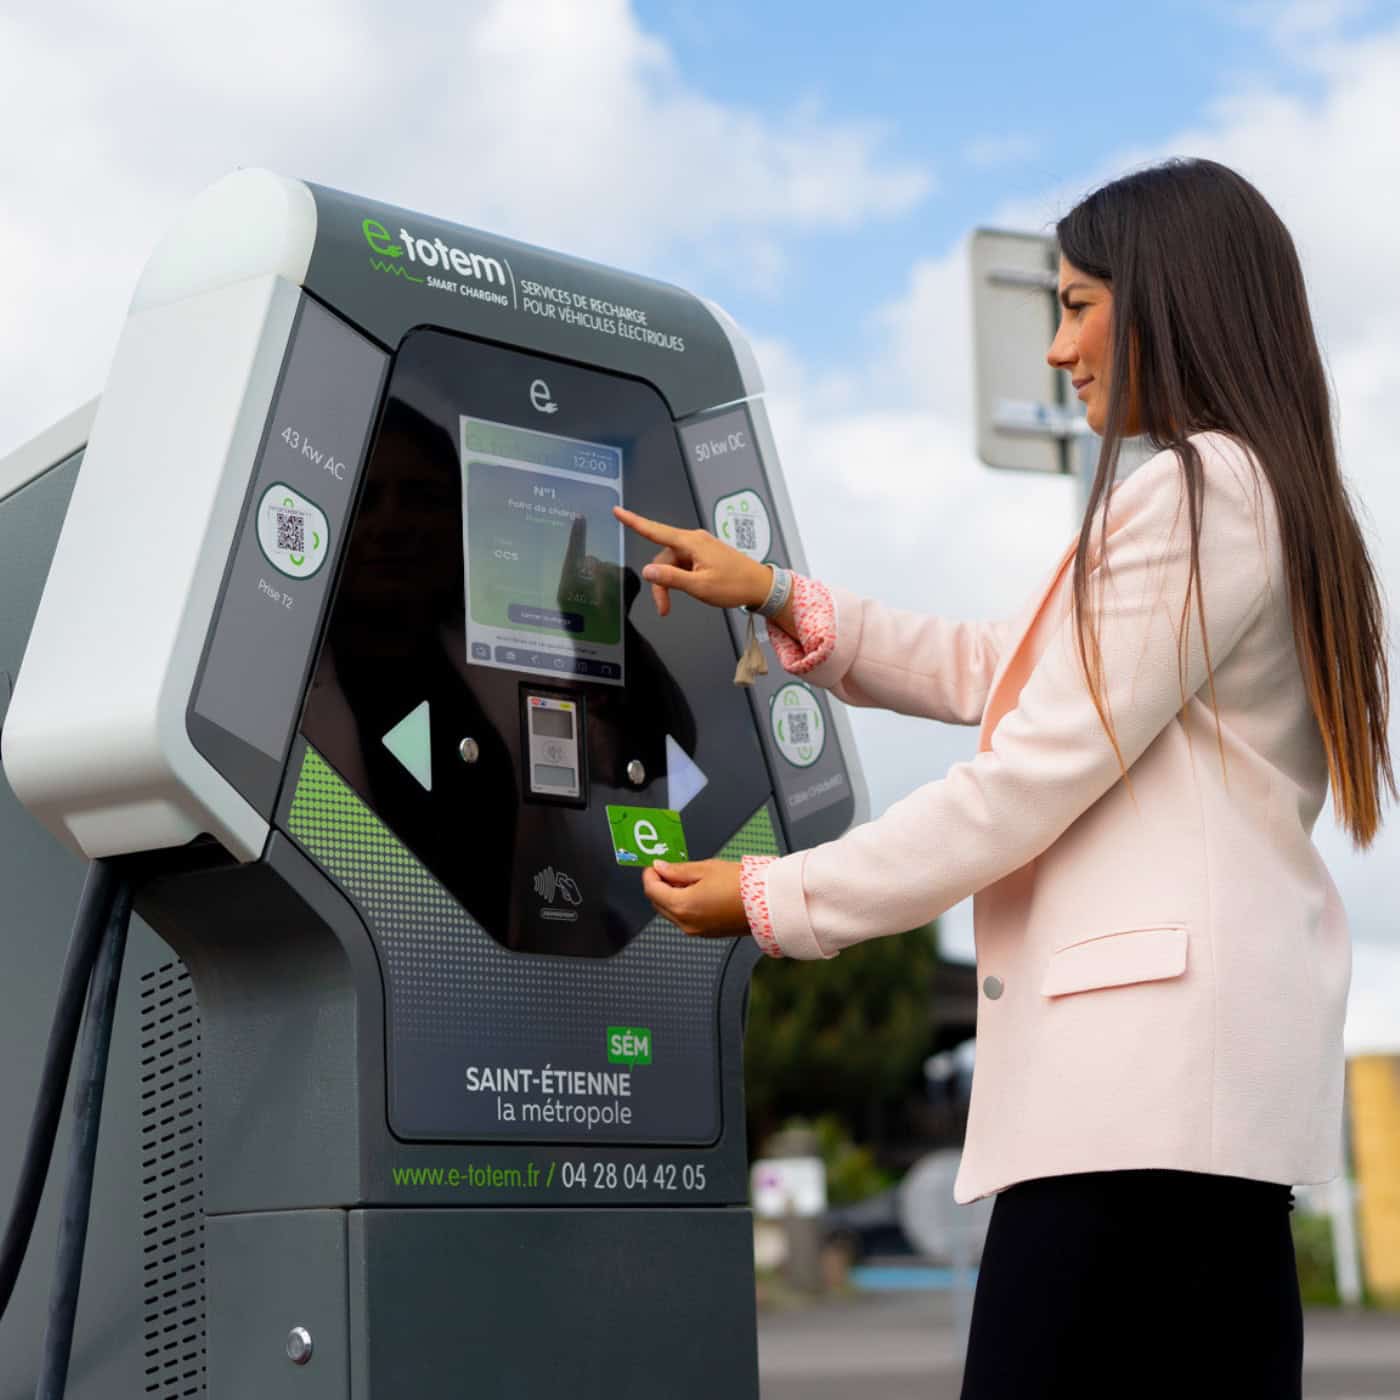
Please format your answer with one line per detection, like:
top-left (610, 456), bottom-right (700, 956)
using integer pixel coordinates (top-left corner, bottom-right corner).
top-left (0, 169), bottom-right (868, 1398)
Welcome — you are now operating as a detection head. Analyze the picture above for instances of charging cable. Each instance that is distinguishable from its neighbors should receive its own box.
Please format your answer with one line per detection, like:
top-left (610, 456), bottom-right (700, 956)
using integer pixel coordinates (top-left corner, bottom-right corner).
top-left (34, 869), bottom-right (132, 1399)
top-left (0, 861), bottom-right (122, 1321)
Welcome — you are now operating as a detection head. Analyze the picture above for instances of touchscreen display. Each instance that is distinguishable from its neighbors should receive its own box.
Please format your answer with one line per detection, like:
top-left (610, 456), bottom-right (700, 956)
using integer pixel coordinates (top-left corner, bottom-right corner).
top-left (461, 416), bottom-right (625, 687)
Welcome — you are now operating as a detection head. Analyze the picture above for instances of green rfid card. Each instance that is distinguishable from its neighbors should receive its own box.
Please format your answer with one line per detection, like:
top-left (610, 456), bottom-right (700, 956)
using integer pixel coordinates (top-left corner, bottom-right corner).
top-left (606, 805), bottom-right (690, 869)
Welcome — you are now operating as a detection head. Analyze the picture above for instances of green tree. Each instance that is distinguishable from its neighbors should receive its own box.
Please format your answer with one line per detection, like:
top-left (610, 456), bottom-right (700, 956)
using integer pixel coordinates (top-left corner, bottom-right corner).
top-left (743, 921), bottom-right (940, 1153)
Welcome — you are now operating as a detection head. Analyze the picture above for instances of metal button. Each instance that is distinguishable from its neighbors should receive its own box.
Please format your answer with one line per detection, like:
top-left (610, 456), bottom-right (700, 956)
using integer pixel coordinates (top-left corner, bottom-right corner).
top-left (286, 1327), bottom-right (314, 1365)
top-left (459, 737), bottom-right (480, 764)
top-left (627, 759), bottom-right (646, 786)
top-left (983, 975), bottom-right (1004, 1000)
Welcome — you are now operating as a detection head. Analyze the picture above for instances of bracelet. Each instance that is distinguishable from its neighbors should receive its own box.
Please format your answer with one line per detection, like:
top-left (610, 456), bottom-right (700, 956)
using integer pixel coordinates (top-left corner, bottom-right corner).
top-left (743, 564), bottom-right (792, 619)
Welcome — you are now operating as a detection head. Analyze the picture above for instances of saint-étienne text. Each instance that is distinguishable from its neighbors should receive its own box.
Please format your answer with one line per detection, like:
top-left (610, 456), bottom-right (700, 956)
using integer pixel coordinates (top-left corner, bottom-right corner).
top-left (465, 1065), bottom-right (634, 1129)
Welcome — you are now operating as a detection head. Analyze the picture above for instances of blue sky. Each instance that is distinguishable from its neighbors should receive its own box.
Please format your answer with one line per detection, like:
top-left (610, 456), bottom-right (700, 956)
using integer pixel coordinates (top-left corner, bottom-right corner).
top-left (630, 0), bottom-right (1400, 372)
top-left (1, 0), bottom-right (1398, 1040)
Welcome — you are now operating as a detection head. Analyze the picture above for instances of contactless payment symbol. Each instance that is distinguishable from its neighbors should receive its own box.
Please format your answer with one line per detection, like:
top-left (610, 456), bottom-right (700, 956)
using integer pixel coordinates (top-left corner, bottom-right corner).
top-left (256, 483), bottom-right (330, 580)
top-left (712, 490), bottom-right (771, 562)
top-left (770, 682), bottom-right (825, 768)
top-left (606, 805), bottom-right (689, 869)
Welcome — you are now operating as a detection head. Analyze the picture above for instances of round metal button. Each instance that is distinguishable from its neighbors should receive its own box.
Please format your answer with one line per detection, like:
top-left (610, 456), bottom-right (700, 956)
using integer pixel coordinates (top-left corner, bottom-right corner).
top-left (627, 759), bottom-right (646, 785)
top-left (286, 1327), bottom-right (314, 1365)
top-left (458, 738), bottom-right (480, 764)
top-left (983, 975), bottom-right (1004, 1000)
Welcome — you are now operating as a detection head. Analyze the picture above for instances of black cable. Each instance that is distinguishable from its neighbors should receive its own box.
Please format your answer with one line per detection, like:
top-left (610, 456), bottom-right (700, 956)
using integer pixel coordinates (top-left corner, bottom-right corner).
top-left (0, 860), bottom-right (120, 1321)
top-left (35, 866), bottom-right (132, 1400)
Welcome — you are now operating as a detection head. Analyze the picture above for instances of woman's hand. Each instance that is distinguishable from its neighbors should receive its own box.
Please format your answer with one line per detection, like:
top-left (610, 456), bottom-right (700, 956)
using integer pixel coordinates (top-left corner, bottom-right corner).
top-left (641, 858), bottom-right (752, 939)
top-left (613, 505), bottom-right (771, 617)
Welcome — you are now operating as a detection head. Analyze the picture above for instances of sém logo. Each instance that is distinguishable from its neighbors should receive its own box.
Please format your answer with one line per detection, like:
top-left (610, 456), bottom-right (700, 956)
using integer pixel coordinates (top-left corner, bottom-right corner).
top-left (607, 1026), bottom-right (652, 1068)
top-left (361, 217), bottom-right (507, 284)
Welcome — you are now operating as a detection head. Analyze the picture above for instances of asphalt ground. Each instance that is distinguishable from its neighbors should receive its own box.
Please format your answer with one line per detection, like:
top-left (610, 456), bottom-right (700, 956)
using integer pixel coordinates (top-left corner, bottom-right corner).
top-left (757, 1290), bottom-right (1400, 1399)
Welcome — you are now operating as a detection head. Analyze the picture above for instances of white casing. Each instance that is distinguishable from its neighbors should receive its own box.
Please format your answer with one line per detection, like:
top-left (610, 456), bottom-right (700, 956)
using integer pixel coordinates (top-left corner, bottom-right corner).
top-left (2, 170), bottom-right (316, 860)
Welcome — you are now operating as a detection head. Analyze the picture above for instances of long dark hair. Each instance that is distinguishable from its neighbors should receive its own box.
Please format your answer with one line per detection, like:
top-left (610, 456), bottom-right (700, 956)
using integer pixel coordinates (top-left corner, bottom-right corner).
top-left (1056, 156), bottom-right (1393, 848)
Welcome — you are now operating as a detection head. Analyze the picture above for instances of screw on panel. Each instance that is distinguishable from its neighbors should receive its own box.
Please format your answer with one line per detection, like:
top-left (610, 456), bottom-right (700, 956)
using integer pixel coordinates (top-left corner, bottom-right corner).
top-left (627, 759), bottom-right (646, 786)
top-left (286, 1327), bottom-right (314, 1365)
top-left (459, 737), bottom-right (480, 764)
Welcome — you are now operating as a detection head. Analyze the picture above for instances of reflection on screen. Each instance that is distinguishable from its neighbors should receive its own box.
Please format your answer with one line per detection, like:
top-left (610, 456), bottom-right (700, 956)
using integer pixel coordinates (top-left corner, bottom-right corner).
top-left (460, 417), bottom-right (625, 687)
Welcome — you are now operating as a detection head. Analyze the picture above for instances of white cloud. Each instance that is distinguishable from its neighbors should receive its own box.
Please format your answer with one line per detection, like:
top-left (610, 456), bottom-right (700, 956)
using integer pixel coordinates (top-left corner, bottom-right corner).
top-left (1229, 0), bottom-right (1375, 44)
top-left (0, 0), bottom-right (928, 455)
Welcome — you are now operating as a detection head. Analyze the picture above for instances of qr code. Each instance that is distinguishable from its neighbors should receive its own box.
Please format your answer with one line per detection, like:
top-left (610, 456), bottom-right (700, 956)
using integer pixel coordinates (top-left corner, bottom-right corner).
top-left (733, 516), bottom-right (758, 552)
top-left (276, 509), bottom-right (306, 553)
top-left (788, 711), bottom-right (811, 744)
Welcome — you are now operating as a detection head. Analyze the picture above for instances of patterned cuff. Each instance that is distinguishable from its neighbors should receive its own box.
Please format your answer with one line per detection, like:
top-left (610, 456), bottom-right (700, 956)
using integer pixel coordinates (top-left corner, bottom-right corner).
top-left (738, 854), bottom-right (783, 957)
top-left (764, 574), bottom-right (836, 674)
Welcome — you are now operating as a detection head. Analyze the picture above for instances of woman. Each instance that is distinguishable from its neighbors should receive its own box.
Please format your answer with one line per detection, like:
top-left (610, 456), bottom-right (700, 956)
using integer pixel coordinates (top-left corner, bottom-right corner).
top-left (613, 157), bottom-right (1393, 1398)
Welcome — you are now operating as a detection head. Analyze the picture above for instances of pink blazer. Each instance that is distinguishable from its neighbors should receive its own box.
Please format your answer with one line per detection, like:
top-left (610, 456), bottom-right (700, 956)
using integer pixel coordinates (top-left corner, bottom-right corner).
top-left (742, 429), bottom-right (1350, 1203)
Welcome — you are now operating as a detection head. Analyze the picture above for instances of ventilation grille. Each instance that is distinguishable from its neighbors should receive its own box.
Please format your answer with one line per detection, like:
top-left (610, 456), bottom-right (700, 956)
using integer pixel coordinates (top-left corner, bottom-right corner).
top-left (139, 961), bottom-right (206, 1397)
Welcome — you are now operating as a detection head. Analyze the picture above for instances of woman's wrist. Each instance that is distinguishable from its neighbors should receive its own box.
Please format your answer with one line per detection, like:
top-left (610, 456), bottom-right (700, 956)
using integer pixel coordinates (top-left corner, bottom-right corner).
top-left (745, 564), bottom-right (793, 619)
top-left (746, 562), bottom-right (776, 611)
top-left (763, 574), bottom-right (834, 671)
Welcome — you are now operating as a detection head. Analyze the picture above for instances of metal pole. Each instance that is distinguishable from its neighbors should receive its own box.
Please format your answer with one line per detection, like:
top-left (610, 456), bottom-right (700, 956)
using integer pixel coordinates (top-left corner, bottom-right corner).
top-left (1330, 1089), bottom-right (1365, 1305)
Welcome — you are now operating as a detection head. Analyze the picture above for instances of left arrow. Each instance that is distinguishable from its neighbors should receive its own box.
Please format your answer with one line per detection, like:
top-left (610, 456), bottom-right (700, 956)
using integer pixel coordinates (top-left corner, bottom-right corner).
top-left (382, 700), bottom-right (432, 791)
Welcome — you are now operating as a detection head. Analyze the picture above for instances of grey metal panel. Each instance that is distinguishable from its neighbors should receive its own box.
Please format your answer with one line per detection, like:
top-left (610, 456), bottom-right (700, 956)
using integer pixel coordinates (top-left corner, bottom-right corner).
top-left (134, 837), bottom-right (376, 1216)
top-left (970, 227), bottom-right (1069, 474)
top-left (743, 396), bottom-right (872, 830)
top-left (0, 399), bottom-right (97, 505)
top-left (679, 404), bottom-right (855, 843)
top-left (348, 1207), bottom-right (758, 1399)
top-left (0, 457), bottom-right (205, 1400)
top-left (699, 295), bottom-right (765, 399)
top-left (0, 918), bottom-right (201, 1400)
top-left (677, 297), bottom-right (872, 832)
top-left (206, 1211), bottom-right (348, 1400)
top-left (189, 296), bottom-right (389, 814)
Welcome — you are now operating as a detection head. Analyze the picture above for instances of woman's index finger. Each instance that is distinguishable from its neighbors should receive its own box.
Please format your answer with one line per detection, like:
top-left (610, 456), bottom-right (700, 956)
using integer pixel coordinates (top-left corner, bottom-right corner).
top-left (612, 504), bottom-right (687, 549)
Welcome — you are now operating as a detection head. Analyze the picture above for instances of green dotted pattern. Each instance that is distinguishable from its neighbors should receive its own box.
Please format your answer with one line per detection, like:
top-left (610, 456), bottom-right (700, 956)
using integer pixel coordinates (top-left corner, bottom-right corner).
top-left (289, 746), bottom-right (441, 894)
top-left (715, 802), bottom-right (779, 861)
top-left (284, 743), bottom-right (780, 1142)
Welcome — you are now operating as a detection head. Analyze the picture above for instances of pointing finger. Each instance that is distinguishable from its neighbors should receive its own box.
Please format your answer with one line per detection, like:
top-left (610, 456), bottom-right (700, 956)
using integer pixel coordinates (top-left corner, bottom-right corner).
top-left (613, 505), bottom-right (690, 551)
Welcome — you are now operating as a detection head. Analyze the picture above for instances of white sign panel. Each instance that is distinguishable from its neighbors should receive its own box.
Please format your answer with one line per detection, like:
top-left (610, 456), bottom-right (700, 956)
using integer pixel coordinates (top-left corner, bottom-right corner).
top-left (750, 1156), bottom-right (828, 1219)
top-left (970, 227), bottom-right (1083, 475)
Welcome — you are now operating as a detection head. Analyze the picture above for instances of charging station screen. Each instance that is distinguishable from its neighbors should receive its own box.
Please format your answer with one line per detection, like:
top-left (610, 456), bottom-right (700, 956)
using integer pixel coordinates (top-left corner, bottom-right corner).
top-left (461, 416), bottom-right (625, 687)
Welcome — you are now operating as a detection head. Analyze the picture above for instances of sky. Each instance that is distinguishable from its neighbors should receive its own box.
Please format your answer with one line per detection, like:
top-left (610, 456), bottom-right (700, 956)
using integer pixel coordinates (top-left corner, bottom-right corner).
top-left (1, 0), bottom-right (1398, 1047)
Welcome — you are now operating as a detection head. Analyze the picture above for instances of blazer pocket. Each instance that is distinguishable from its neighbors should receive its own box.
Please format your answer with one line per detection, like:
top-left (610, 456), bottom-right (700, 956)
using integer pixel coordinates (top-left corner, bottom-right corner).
top-left (1040, 924), bottom-right (1188, 998)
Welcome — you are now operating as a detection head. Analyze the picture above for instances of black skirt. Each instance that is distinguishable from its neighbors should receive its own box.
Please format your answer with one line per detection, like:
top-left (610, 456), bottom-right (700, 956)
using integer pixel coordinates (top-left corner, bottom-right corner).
top-left (958, 1168), bottom-right (1302, 1400)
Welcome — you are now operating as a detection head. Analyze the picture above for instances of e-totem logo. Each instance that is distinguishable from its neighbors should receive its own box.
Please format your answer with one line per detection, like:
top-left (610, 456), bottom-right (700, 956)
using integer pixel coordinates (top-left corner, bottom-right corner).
top-left (361, 216), bottom-right (507, 289)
